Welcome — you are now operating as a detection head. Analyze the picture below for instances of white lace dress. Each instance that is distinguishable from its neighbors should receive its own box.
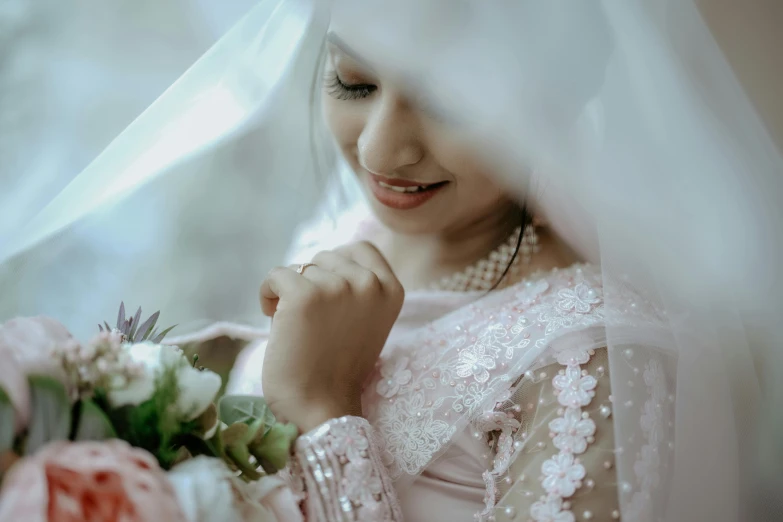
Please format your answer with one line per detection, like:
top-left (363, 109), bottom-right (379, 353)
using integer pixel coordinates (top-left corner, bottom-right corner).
top-left (229, 263), bottom-right (673, 521)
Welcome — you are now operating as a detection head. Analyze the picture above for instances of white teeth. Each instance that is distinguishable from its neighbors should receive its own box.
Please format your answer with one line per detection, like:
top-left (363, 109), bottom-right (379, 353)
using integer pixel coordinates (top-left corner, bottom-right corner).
top-left (378, 181), bottom-right (424, 193)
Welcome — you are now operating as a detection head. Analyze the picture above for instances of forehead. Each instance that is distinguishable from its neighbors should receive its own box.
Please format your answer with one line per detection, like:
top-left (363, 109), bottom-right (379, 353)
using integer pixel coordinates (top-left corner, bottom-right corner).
top-left (327, 0), bottom-right (472, 74)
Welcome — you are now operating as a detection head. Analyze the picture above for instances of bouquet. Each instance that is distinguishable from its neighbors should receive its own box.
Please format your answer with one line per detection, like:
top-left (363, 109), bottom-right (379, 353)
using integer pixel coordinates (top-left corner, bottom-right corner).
top-left (0, 306), bottom-right (301, 522)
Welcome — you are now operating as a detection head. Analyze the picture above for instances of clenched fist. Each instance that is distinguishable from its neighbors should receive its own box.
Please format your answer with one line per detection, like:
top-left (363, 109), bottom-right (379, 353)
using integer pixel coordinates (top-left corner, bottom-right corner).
top-left (259, 241), bottom-right (404, 432)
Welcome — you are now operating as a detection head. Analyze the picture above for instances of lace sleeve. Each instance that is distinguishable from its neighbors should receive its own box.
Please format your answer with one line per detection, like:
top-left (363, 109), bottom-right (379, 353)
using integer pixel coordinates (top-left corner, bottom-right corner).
top-left (477, 347), bottom-right (621, 522)
top-left (294, 416), bottom-right (403, 522)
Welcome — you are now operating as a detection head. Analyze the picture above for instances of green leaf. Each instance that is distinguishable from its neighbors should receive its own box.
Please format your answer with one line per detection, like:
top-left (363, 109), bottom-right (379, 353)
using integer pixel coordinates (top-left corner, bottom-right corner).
top-left (175, 433), bottom-right (217, 459)
top-left (73, 399), bottom-right (116, 441)
top-left (0, 387), bottom-right (15, 453)
top-left (249, 422), bottom-right (298, 474)
top-left (208, 426), bottom-right (227, 461)
top-left (221, 423), bottom-right (261, 480)
top-left (225, 443), bottom-right (261, 480)
top-left (217, 395), bottom-right (275, 432)
top-left (25, 376), bottom-right (71, 455)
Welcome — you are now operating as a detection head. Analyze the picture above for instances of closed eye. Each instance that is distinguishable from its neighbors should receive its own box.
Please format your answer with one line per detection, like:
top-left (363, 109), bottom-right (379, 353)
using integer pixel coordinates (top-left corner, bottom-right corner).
top-left (325, 72), bottom-right (377, 101)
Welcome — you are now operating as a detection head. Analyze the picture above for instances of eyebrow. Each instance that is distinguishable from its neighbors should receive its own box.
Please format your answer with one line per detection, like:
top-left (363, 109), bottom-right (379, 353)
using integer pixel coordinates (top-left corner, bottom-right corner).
top-left (326, 32), bottom-right (376, 72)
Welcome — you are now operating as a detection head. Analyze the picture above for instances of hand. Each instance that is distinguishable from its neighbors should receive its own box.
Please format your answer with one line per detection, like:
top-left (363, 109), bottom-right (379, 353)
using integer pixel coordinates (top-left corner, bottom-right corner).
top-left (259, 241), bottom-right (404, 432)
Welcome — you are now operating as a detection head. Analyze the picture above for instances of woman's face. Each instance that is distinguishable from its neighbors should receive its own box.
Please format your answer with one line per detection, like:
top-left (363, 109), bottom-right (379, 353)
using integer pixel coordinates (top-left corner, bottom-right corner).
top-left (322, 36), bottom-right (515, 236)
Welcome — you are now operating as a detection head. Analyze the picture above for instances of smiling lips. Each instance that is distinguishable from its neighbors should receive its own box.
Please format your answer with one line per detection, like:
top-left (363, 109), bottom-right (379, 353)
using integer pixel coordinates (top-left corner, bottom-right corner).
top-left (367, 174), bottom-right (449, 210)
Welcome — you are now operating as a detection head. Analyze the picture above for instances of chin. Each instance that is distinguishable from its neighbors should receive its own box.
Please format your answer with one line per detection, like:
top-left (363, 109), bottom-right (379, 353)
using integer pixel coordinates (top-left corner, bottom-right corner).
top-left (365, 197), bottom-right (448, 236)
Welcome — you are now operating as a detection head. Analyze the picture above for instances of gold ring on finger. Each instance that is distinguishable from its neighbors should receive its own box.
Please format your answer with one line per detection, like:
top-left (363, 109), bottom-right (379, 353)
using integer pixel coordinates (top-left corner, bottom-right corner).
top-left (296, 262), bottom-right (315, 275)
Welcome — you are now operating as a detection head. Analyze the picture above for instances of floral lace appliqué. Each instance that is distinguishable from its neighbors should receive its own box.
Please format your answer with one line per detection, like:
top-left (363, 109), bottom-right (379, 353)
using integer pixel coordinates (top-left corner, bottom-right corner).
top-left (295, 416), bottom-right (401, 521)
top-left (530, 497), bottom-right (576, 522)
top-left (541, 453), bottom-right (586, 497)
top-left (549, 407), bottom-right (596, 454)
top-left (553, 365), bottom-right (597, 408)
top-left (557, 283), bottom-right (602, 314)
top-left (454, 337), bottom-right (499, 383)
top-left (378, 393), bottom-right (452, 474)
top-left (344, 459), bottom-right (383, 505)
top-left (376, 357), bottom-right (412, 398)
top-left (370, 266), bottom-right (606, 484)
top-left (527, 350), bottom-right (600, 522)
top-left (624, 356), bottom-right (671, 519)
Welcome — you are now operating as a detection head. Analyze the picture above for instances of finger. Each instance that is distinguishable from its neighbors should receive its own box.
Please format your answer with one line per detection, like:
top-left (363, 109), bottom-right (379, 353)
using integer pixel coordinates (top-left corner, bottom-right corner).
top-left (310, 250), bottom-right (386, 295)
top-left (310, 251), bottom-right (364, 280)
top-left (260, 266), bottom-right (312, 317)
top-left (335, 241), bottom-right (399, 289)
top-left (287, 263), bottom-right (350, 295)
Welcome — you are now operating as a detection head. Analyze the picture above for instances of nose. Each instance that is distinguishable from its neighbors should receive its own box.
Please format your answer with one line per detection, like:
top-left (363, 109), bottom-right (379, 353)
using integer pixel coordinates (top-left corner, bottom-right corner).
top-left (357, 97), bottom-right (424, 176)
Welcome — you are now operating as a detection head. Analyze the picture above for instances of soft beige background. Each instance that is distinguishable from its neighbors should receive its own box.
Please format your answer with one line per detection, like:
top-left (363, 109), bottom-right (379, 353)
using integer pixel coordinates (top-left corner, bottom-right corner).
top-left (698, 0), bottom-right (783, 148)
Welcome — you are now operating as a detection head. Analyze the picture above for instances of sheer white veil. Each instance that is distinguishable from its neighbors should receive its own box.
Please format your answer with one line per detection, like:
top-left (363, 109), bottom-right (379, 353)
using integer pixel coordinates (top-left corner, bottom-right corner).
top-left (0, 0), bottom-right (781, 519)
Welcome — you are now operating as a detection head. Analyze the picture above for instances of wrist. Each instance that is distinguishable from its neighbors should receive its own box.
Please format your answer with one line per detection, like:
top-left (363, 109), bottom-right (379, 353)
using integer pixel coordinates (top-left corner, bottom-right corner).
top-left (268, 393), bottom-right (363, 433)
top-left (296, 400), bottom-right (363, 433)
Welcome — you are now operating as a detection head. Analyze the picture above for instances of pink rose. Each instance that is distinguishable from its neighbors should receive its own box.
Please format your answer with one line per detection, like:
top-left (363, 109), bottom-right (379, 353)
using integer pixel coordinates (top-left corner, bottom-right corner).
top-left (0, 440), bottom-right (187, 522)
top-left (0, 317), bottom-right (75, 432)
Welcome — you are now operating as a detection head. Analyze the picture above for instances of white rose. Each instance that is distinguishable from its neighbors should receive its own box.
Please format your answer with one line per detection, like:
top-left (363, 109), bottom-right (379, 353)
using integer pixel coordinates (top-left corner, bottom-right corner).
top-left (168, 457), bottom-right (277, 522)
top-left (107, 342), bottom-right (221, 420)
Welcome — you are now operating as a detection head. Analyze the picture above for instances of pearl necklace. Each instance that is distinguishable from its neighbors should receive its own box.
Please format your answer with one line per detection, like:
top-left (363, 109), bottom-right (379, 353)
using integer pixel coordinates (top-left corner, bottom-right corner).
top-left (429, 224), bottom-right (539, 292)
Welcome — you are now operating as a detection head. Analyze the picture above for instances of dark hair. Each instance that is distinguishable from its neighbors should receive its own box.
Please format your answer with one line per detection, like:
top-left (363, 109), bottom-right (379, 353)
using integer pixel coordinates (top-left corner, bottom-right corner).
top-left (488, 205), bottom-right (530, 292)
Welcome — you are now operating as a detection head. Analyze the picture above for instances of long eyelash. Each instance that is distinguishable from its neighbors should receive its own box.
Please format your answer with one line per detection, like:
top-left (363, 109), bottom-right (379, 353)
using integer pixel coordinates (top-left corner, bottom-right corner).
top-left (324, 72), bottom-right (377, 101)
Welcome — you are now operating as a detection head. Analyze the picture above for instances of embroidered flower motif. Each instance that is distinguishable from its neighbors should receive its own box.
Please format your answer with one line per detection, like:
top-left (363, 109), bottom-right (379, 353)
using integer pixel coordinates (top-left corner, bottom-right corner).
top-left (343, 459), bottom-right (383, 505)
top-left (454, 338), bottom-right (498, 383)
top-left (357, 500), bottom-right (388, 521)
top-left (557, 283), bottom-right (602, 314)
top-left (634, 444), bottom-right (661, 491)
top-left (459, 381), bottom-right (493, 412)
top-left (377, 393), bottom-right (453, 475)
top-left (552, 345), bottom-right (591, 366)
top-left (643, 358), bottom-right (667, 400)
top-left (639, 399), bottom-right (664, 445)
top-left (552, 365), bottom-right (597, 408)
top-left (366, 265), bottom-right (612, 481)
top-left (625, 491), bottom-right (652, 521)
top-left (326, 420), bottom-right (371, 463)
top-left (530, 496), bottom-right (576, 522)
top-left (376, 356), bottom-right (412, 398)
top-left (541, 452), bottom-right (586, 497)
top-left (549, 407), bottom-right (596, 454)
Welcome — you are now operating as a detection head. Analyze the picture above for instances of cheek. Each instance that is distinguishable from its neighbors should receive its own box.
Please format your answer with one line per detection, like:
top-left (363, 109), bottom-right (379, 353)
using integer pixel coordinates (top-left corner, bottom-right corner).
top-left (457, 169), bottom-right (510, 212)
top-left (322, 97), bottom-right (365, 156)
top-left (431, 137), bottom-right (511, 208)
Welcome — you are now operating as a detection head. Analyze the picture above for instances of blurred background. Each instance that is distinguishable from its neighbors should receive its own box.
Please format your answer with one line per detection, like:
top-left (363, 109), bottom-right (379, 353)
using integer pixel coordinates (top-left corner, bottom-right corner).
top-left (0, 0), bottom-right (304, 381)
top-left (0, 0), bottom-right (329, 351)
top-left (1, 0), bottom-right (257, 240)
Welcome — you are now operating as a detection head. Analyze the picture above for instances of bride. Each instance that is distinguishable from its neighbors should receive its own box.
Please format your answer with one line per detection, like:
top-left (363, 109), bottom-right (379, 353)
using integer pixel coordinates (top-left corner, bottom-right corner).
top-left (226, 23), bottom-right (626, 521)
top-left (1, 1), bottom-right (780, 521)
top-left (217, 2), bottom-right (779, 521)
